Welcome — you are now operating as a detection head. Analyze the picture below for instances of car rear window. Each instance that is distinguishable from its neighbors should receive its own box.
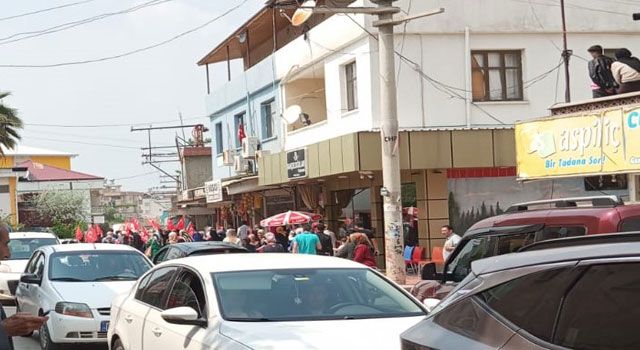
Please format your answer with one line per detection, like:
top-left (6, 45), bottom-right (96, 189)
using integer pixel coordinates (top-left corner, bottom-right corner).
top-left (619, 217), bottom-right (640, 232)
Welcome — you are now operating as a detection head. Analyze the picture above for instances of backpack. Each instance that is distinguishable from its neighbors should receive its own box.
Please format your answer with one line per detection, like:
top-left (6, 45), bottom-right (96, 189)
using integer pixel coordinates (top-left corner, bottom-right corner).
top-left (317, 232), bottom-right (333, 256)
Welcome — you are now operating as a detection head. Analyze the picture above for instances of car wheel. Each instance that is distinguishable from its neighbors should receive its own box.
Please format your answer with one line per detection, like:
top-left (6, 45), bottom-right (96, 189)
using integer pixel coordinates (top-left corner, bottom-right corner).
top-left (113, 338), bottom-right (125, 350)
top-left (39, 322), bottom-right (61, 350)
top-left (15, 303), bottom-right (33, 338)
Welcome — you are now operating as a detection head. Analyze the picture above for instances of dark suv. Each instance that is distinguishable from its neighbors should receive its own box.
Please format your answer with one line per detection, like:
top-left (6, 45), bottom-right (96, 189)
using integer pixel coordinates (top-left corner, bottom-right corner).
top-left (412, 195), bottom-right (640, 301)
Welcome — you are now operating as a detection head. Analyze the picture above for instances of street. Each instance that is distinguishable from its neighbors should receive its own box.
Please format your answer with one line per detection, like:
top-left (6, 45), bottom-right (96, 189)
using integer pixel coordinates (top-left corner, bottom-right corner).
top-left (6, 307), bottom-right (107, 350)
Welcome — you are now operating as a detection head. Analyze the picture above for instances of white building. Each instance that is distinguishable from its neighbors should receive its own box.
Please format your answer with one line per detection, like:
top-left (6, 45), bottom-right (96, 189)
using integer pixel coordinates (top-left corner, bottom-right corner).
top-left (200, 0), bottom-right (639, 257)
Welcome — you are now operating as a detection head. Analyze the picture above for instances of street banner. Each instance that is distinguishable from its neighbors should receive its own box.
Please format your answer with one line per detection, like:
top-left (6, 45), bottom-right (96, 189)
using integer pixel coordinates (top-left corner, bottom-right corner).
top-left (516, 106), bottom-right (640, 180)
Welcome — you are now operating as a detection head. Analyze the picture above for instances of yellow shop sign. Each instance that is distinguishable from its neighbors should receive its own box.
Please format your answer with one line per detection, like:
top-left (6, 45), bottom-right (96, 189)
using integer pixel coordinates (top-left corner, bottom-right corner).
top-left (516, 106), bottom-right (640, 180)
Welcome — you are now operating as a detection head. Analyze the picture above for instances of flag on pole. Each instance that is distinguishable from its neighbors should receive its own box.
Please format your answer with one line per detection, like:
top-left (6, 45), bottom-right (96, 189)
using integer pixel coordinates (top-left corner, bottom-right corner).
top-left (167, 218), bottom-right (175, 231)
top-left (95, 225), bottom-right (104, 240)
top-left (75, 226), bottom-right (84, 241)
top-left (176, 217), bottom-right (185, 231)
top-left (85, 225), bottom-right (97, 243)
top-left (187, 223), bottom-right (195, 237)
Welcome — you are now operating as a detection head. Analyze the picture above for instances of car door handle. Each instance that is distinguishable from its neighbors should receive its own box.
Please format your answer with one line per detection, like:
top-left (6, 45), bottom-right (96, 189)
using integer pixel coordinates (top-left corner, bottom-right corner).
top-left (124, 315), bottom-right (134, 324)
top-left (152, 328), bottom-right (163, 337)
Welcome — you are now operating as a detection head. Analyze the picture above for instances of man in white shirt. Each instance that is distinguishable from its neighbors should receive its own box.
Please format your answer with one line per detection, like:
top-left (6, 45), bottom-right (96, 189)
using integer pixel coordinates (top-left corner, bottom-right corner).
top-left (237, 221), bottom-right (249, 241)
top-left (441, 225), bottom-right (461, 261)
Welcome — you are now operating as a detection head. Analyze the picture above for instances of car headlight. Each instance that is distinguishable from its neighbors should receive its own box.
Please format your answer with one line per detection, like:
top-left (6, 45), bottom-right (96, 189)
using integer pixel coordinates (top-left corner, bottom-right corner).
top-left (55, 302), bottom-right (94, 319)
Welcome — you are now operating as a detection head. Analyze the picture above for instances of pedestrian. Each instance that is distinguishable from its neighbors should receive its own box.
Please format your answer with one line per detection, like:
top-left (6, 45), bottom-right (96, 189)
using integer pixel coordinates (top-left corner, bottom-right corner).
top-left (257, 229), bottom-right (267, 245)
top-left (101, 231), bottom-right (115, 244)
top-left (0, 222), bottom-right (49, 349)
top-left (223, 229), bottom-right (243, 246)
top-left (192, 230), bottom-right (203, 242)
top-left (334, 234), bottom-right (356, 260)
top-left (258, 233), bottom-right (285, 253)
top-left (587, 45), bottom-right (617, 98)
top-left (314, 223), bottom-right (334, 256)
top-left (318, 222), bottom-right (337, 250)
top-left (274, 226), bottom-right (289, 251)
top-left (292, 224), bottom-right (322, 255)
top-left (167, 231), bottom-right (179, 245)
top-left (442, 225), bottom-right (462, 261)
top-left (352, 233), bottom-right (377, 268)
top-left (237, 221), bottom-right (250, 241)
top-left (245, 234), bottom-right (262, 252)
top-left (612, 48), bottom-right (640, 94)
top-left (353, 223), bottom-right (379, 256)
top-left (145, 233), bottom-right (162, 258)
top-left (131, 231), bottom-right (144, 252)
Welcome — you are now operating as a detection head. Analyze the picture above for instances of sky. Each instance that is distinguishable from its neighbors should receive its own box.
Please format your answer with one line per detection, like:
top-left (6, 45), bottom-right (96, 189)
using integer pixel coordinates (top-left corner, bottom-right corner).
top-left (0, 0), bottom-right (264, 191)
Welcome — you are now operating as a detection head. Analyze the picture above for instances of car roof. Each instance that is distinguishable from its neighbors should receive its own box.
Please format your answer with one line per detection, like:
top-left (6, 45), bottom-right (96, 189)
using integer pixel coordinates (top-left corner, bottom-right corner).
top-left (159, 253), bottom-right (367, 273)
top-left (10, 232), bottom-right (58, 239)
top-left (40, 243), bottom-right (139, 254)
top-left (519, 231), bottom-right (640, 252)
top-left (462, 224), bottom-right (544, 239)
top-left (472, 242), bottom-right (640, 276)
top-left (169, 242), bottom-right (248, 253)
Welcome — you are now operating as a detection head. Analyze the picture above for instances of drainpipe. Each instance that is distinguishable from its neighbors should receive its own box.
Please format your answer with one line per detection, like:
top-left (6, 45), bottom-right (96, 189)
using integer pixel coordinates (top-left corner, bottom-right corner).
top-left (464, 26), bottom-right (472, 129)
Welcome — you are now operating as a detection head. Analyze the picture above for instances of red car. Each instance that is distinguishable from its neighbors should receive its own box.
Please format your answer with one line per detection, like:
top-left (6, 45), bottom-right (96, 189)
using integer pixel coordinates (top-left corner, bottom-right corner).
top-left (412, 195), bottom-right (640, 301)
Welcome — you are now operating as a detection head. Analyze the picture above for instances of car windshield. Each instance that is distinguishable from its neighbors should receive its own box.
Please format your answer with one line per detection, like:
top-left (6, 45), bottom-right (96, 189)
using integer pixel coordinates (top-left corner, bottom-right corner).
top-left (8, 238), bottom-right (58, 260)
top-left (446, 237), bottom-right (494, 282)
top-left (49, 251), bottom-right (151, 282)
top-left (212, 268), bottom-right (426, 322)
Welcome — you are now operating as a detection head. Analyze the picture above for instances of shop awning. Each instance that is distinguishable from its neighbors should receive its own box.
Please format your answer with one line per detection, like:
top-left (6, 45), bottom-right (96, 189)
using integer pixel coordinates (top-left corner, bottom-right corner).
top-left (224, 176), bottom-right (260, 195)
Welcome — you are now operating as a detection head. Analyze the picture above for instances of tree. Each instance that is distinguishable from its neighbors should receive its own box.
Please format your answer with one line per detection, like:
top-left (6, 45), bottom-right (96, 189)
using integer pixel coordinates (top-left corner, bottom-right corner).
top-left (0, 92), bottom-right (23, 155)
top-left (31, 190), bottom-right (88, 237)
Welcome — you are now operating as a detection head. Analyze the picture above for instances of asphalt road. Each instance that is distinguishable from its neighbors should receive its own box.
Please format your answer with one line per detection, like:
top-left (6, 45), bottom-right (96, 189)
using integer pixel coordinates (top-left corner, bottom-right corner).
top-left (6, 307), bottom-right (107, 350)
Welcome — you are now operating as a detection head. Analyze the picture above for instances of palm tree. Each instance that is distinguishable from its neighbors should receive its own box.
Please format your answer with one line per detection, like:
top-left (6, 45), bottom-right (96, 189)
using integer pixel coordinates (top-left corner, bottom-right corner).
top-left (0, 92), bottom-right (22, 155)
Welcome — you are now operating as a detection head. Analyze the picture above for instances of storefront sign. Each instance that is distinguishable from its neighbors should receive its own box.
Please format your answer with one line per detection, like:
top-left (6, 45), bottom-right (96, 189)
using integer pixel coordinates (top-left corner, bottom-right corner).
top-left (204, 179), bottom-right (223, 203)
top-left (516, 106), bottom-right (640, 180)
top-left (287, 148), bottom-right (307, 179)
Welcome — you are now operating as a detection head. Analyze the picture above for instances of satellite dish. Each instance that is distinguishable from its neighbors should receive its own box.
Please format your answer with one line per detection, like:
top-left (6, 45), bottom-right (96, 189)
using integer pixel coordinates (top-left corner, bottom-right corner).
top-left (283, 105), bottom-right (302, 125)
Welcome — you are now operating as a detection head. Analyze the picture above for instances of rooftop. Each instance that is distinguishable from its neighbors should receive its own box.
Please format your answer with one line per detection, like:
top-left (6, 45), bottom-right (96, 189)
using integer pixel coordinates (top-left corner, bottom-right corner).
top-left (17, 160), bottom-right (103, 182)
top-left (1, 145), bottom-right (76, 157)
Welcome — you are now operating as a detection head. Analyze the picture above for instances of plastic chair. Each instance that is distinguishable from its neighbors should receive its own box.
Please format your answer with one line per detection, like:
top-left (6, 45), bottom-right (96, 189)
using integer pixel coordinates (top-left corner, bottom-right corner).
top-left (404, 246), bottom-right (415, 273)
top-left (417, 246), bottom-right (445, 272)
top-left (410, 246), bottom-right (425, 273)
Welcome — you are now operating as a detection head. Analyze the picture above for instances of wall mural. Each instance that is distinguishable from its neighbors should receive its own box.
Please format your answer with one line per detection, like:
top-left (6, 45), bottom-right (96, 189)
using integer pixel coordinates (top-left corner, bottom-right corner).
top-left (448, 176), bottom-right (628, 234)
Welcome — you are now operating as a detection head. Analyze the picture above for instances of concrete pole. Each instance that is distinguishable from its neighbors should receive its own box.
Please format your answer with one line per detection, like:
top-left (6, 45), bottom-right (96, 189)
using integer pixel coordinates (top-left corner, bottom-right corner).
top-left (373, 0), bottom-right (406, 285)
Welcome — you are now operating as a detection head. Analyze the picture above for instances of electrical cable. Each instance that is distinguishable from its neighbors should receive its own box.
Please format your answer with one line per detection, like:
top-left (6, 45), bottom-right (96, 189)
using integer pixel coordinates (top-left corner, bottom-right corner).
top-left (19, 115), bottom-right (208, 128)
top-left (112, 170), bottom-right (159, 180)
top-left (0, 0), bottom-right (98, 22)
top-left (23, 136), bottom-right (141, 149)
top-left (0, 0), bottom-right (171, 46)
top-left (0, 0), bottom-right (251, 68)
top-left (23, 129), bottom-right (142, 144)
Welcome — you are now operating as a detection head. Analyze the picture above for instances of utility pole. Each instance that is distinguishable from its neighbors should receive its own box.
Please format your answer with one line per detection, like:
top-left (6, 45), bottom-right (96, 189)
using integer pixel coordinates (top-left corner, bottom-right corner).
top-left (372, 0), bottom-right (405, 284)
top-left (560, 0), bottom-right (571, 102)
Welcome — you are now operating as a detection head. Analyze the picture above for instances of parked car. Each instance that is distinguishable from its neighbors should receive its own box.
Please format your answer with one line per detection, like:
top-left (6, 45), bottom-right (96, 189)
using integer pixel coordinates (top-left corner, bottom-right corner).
top-left (0, 232), bottom-right (59, 302)
top-left (15, 243), bottom-right (152, 350)
top-left (60, 239), bottom-right (79, 244)
top-left (412, 195), bottom-right (640, 301)
top-left (401, 241), bottom-right (640, 350)
top-left (152, 241), bottom-right (248, 264)
top-left (109, 254), bottom-right (427, 350)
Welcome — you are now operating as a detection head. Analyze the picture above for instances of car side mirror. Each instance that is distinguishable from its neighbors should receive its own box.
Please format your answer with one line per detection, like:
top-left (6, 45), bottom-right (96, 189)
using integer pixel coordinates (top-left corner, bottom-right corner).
top-left (161, 307), bottom-right (207, 327)
top-left (20, 273), bottom-right (41, 285)
top-left (421, 262), bottom-right (437, 280)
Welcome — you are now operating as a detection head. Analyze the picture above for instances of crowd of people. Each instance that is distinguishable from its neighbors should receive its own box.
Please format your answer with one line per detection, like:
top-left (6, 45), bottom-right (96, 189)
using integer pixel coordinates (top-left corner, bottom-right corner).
top-left (588, 45), bottom-right (640, 98)
top-left (98, 220), bottom-right (382, 268)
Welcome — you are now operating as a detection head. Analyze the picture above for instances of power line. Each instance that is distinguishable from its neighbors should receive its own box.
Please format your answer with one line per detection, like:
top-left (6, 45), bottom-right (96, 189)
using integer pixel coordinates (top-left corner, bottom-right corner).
top-left (0, 0), bottom-right (251, 68)
top-left (112, 170), bottom-right (159, 181)
top-left (0, 0), bottom-right (172, 46)
top-left (23, 129), bottom-right (141, 144)
top-left (27, 136), bottom-right (140, 149)
top-left (22, 116), bottom-right (207, 128)
top-left (0, 0), bottom-right (98, 22)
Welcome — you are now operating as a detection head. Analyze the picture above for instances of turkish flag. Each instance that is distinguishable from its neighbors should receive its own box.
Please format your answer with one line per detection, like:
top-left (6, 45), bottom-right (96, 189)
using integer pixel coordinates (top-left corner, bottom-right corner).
top-left (75, 226), bottom-right (84, 241)
top-left (132, 218), bottom-right (141, 231)
top-left (149, 219), bottom-right (161, 231)
top-left (187, 223), bottom-right (195, 236)
top-left (176, 217), bottom-right (185, 231)
top-left (95, 225), bottom-right (103, 240)
top-left (85, 225), bottom-right (97, 243)
top-left (140, 227), bottom-right (150, 243)
top-left (167, 219), bottom-right (175, 231)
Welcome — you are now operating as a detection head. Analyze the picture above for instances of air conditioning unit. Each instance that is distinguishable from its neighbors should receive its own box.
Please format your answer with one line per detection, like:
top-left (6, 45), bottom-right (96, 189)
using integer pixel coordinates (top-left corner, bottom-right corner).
top-left (255, 150), bottom-right (271, 159)
top-left (234, 156), bottom-right (255, 174)
top-left (222, 150), bottom-right (235, 166)
top-left (241, 137), bottom-right (260, 158)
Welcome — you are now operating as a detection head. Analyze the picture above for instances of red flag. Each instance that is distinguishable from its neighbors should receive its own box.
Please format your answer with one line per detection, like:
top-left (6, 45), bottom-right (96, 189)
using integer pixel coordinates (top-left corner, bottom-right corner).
top-left (167, 219), bottom-right (175, 231)
top-left (238, 123), bottom-right (246, 144)
top-left (176, 217), bottom-right (185, 231)
top-left (95, 225), bottom-right (103, 239)
top-left (132, 218), bottom-right (141, 231)
top-left (187, 223), bottom-right (195, 236)
top-left (149, 219), bottom-right (160, 231)
top-left (140, 227), bottom-right (150, 243)
top-left (85, 225), bottom-right (97, 243)
top-left (75, 226), bottom-right (84, 241)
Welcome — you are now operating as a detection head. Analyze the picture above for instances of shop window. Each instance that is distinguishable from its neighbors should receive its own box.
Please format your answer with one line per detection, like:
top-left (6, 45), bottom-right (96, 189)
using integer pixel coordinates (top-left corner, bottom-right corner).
top-left (584, 175), bottom-right (627, 192)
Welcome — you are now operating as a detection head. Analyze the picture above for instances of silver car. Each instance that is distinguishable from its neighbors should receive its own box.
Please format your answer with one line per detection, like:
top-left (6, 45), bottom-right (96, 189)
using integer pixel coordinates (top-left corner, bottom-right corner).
top-left (401, 241), bottom-right (640, 350)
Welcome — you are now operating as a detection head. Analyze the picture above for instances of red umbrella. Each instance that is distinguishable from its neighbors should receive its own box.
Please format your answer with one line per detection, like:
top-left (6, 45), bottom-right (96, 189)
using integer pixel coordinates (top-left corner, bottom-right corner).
top-left (260, 210), bottom-right (322, 227)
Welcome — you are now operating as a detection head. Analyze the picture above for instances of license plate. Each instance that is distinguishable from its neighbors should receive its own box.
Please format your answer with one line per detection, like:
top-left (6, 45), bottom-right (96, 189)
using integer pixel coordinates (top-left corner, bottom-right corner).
top-left (100, 321), bottom-right (110, 333)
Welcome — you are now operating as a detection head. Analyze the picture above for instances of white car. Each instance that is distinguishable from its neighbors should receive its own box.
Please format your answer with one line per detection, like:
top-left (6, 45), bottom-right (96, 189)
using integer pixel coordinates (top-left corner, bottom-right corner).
top-left (109, 254), bottom-right (428, 350)
top-left (15, 243), bottom-right (152, 350)
top-left (0, 232), bottom-right (59, 301)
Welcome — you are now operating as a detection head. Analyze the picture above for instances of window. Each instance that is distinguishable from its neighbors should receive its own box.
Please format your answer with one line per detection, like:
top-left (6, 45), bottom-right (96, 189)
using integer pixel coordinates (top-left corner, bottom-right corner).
top-left (48, 251), bottom-right (151, 282)
top-left (212, 268), bottom-right (424, 321)
top-left (164, 248), bottom-right (183, 261)
top-left (214, 122), bottom-right (223, 155)
top-left (620, 217), bottom-right (640, 232)
top-left (478, 267), bottom-right (583, 343)
top-left (343, 61), bottom-right (358, 111)
top-left (25, 252), bottom-right (41, 274)
top-left (539, 226), bottom-right (586, 241)
top-left (554, 263), bottom-right (640, 350)
top-left (261, 99), bottom-right (275, 140)
top-left (8, 238), bottom-right (58, 260)
top-left (0, 185), bottom-right (9, 193)
top-left (446, 237), bottom-right (494, 282)
top-left (166, 270), bottom-right (207, 318)
top-left (471, 50), bottom-right (523, 101)
top-left (603, 48), bottom-right (621, 60)
top-left (136, 267), bottom-right (178, 309)
top-left (234, 112), bottom-right (245, 149)
top-left (135, 273), bottom-right (153, 300)
top-left (34, 254), bottom-right (45, 278)
top-left (495, 232), bottom-right (536, 255)
top-left (153, 248), bottom-right (169, 264)
top-left (584, 175), bottom-right (627, 191)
